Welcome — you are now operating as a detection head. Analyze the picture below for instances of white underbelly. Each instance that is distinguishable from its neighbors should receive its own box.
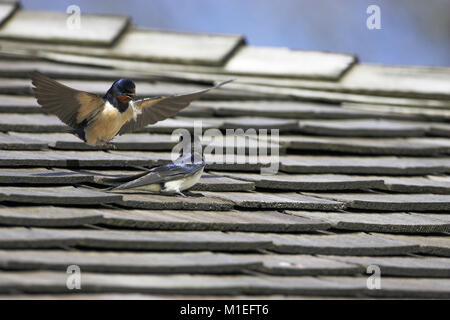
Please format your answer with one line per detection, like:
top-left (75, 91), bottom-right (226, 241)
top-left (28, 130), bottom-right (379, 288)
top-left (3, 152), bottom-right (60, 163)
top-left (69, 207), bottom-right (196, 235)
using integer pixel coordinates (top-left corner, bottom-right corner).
top-left (85, 101), bottom-right (135, 145)
top-left (110, 183), bottom-right (161, 193)
top-left (134, 183), bottom-right (162, 192)
top-left (163, 168), bottom-right (204, 193)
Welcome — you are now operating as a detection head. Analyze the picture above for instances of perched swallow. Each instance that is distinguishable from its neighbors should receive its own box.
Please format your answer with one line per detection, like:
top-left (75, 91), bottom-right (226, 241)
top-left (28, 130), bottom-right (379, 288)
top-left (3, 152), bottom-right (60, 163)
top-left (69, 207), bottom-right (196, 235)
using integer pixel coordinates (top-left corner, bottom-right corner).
top-left (108, 134), bottom-right (205, 196)
top-left (30, 71), bottom-right (232, 147)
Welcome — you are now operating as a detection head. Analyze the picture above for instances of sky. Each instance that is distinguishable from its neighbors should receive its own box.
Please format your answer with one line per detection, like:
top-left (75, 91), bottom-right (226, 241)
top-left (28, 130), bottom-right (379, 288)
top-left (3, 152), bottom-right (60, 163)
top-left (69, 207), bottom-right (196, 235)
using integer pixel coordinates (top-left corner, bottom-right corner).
top-left (20, 0), bottom-right (450, 67)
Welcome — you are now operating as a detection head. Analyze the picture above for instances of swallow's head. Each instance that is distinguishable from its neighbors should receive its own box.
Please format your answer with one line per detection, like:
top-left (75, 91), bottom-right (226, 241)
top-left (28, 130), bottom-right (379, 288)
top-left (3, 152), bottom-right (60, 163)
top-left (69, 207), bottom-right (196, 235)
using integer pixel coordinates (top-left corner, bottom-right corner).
top-left (105, 78), bottom-right (136, 108)
top-left (113, 78), bottom-right (136, 103)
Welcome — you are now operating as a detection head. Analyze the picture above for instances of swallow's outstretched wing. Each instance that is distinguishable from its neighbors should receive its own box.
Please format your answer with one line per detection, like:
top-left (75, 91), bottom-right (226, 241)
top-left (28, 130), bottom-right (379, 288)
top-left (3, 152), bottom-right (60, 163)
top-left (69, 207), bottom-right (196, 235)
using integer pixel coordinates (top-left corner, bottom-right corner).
top-left (118, 80), bottom-right (233, 135)
top-left (111, 162), bottom-right (204, 191)
top-left (30, 71), bottom-right (105, 129)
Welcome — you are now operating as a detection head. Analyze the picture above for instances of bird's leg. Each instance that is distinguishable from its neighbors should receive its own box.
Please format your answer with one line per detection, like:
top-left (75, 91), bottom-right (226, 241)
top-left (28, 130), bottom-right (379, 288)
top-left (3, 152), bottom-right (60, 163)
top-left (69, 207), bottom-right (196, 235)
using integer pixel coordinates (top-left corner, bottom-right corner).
top-left (97, 138), bottom-right (116, 150)
top-left (176, 191), bottom-right (187, 197)
top-left (105, 143), bottom-right (117, 150)
top-left (175, 191), bottom-right (203, 198)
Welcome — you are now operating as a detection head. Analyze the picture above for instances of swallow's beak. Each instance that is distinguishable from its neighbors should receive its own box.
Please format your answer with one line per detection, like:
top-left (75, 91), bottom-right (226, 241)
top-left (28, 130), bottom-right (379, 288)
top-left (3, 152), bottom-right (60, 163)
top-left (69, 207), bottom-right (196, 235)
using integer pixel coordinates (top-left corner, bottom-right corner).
top-left (117, 88), bottom-right (135, 103)
top-left (126, 88), bottom-right (136, 99)
top-left (117, 93), bottom-right (134, 103)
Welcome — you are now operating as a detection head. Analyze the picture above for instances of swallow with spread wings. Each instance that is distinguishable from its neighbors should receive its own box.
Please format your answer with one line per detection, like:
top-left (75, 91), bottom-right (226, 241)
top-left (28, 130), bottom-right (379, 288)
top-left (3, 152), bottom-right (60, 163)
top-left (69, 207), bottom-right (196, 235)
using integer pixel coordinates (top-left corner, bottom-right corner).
top-left (31, 71), bottom-right (231, 147)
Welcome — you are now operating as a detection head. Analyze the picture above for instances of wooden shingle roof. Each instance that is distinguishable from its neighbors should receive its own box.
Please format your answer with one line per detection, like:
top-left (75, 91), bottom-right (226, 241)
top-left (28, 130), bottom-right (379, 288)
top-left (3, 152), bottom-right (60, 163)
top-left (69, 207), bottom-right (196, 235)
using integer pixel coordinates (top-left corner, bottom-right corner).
top-left (0, 1), bottom-right (449, 299)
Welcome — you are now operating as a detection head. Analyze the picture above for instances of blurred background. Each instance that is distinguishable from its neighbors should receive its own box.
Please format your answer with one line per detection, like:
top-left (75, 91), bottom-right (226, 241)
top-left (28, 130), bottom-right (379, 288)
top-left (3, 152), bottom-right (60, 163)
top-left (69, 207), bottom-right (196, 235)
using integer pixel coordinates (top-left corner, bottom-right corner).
top-left (20, 0), bottom-right (450, 67)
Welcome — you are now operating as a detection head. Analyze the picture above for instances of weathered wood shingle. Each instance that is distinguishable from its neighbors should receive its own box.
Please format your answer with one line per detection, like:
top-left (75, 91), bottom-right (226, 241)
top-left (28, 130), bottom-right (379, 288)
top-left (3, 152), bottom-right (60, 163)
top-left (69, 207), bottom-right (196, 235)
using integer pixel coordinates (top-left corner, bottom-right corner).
top-left (225, 46), bottom-right (356, 80)
top-left (280, 156), bottom-right (450, 175)
top-left (0, 10), bottom-right (129, 45)
top-left (102, 209), bottom-right (331, 232)
top-left (287, 211), bottom-right (450, 233)
top-left (0, 2), bottom-right (18, 28)
top-left (0, 186), bottom-right (121, 205)
top-left (0, 250), bottom-right (262, 274)
top-left (0, 5), bottom-right (448, 299)
top-left (0, 228), bottom-right (273, 252)
top-left (262, 232), bottom-right (420, 256)
top-left (303, 193), bottom-right (450, 212)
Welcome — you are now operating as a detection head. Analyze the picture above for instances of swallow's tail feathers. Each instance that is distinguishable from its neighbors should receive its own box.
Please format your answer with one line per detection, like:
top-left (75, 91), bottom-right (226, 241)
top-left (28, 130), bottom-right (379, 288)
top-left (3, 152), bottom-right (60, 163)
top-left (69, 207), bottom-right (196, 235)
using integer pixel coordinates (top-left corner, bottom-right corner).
top-left (104, 171), bottom-right (151, 191)
top-left (30, 71), bottom-right (105, 129)
top-left (118, 80), bottom-right (233, 135)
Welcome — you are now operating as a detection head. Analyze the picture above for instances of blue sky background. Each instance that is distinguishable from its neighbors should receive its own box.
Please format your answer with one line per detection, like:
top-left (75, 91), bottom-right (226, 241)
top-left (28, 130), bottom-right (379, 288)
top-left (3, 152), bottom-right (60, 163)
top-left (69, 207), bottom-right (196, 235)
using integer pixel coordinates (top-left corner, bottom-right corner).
top-left (20, 0), bottom-right (450, 67)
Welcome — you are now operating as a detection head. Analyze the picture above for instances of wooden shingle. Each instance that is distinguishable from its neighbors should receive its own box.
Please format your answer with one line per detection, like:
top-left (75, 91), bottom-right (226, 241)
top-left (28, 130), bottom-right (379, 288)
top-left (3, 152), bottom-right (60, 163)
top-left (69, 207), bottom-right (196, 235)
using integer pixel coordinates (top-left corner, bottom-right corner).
top-left (0, 113), bottom-right (66, 132)
top-left (0, 228), bottom-right (273, 251)
top-left (0, 271), bottom-right (365, 296)
top-left (288, 211), bottom-right (450, 234)
top-left (0, 206), bottom-right (104, 227)
top-left (339, 64), bottom-right (450, 100)
top-left (265, 232), bottom-right (420, 256)
top-left (0, 10), bottom-right (129, 45)
top-left (251, 254), bottom-right (363, 276)
top-left (92, 28), bottom-right (245, 66)
top-left (1, 272), bottom-right (448, 298)
top-left (0, 133), bottom-right (47, 150)
top-left (0, 186), bottom-right (121, 205)
top-left (279, 136), bottom-right (449, 156)
top-left (213, 172), bottom-right (385, 191)
top-left (198, 100), bottom-right (396, 119)
top-left (12, 133), bottom-right (178, 151)
top-left (225, 46), bottom-right (356, 80)
top-left (0, 1), bottom-right (18, 28)
top-left (381, 176), bottom-right (450, 194)
top-left (224, 82), bottom-right (450, 109)
top-left (0, 94), bottom-right (39, 114)
top-left (342, 102), bottom-right (450, 122)
top-left (280, 156), bottom-right (450, 175)
top-left (297, 119), bottom-right (428, 137)
top-left (303, 193), bottom-right (450, 212)
top-left (0, 168), bottom-right (94, 185)
top-left (0, 250), bottom-right (262, 274)
top-left (378, 234), bottom-right (450, 257)
top-left (119, 193), bottom-right (234, 211)
top-left (0, 150), bottom-right (168, 168)
top-left (325, 256), bottom-right (450, 277)
top-left (0, 6), bottom-right (449, 299)
top-left (102, 210), bottom-right (331, 232)
top-left (200, 191), bottom-right (345, 210)
top-left (190, 174), bottom-right (256, 192)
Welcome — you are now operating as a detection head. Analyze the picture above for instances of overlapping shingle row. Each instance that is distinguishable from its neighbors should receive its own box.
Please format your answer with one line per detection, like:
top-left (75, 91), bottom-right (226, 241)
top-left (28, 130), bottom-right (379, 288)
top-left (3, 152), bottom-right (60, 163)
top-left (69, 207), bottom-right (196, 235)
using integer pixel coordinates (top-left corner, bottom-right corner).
top-left (0, 1), bottom-right (448, 299)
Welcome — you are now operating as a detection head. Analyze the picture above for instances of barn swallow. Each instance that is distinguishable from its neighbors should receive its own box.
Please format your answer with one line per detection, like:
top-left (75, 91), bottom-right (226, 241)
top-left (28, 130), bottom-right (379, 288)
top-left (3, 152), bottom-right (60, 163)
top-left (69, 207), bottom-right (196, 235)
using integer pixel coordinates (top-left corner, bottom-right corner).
top-left (30, 71), bottom-right (232, 147)
top-left (108, 133), bottom-right (205, 196)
